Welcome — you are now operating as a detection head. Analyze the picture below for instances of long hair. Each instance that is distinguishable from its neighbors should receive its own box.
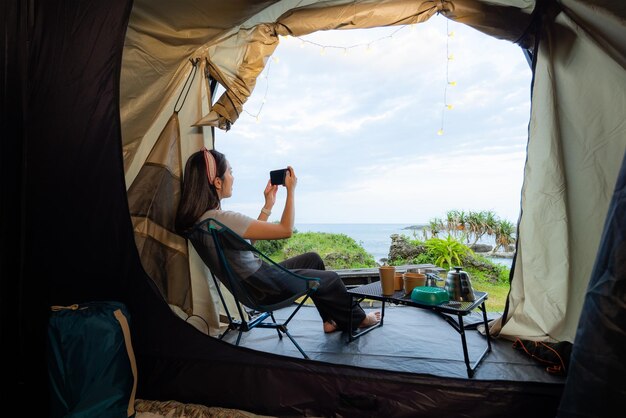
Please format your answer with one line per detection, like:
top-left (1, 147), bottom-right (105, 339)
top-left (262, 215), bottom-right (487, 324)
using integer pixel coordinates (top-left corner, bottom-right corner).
top-left (175, 149), bottom-right (227, 234)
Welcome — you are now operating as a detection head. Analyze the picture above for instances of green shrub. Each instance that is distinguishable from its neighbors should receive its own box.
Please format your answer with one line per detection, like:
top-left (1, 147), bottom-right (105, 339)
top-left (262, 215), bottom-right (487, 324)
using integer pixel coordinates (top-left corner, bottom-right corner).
top-left (263, 231), bottom-right (377, 270)
top-left (254, 237), bottom-right (289, 255)
top-left (424, 235), bottom-right (474, 269)
top-left (464, 254), bottom-right (510, 284)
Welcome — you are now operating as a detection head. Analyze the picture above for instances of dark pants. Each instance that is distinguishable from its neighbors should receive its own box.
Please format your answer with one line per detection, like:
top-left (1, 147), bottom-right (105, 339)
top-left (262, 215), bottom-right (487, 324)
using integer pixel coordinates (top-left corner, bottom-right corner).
top-left (279, 252), bottom-right (366, 331)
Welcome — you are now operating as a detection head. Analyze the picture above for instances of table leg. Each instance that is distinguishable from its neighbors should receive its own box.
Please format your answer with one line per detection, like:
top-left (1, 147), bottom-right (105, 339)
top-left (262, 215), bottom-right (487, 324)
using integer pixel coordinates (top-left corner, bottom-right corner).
top-left (457, 314), bottom-right (472, 377)
top-left (481, 301), bottom-right (492, 352)
top-left (347, 296), bottom-right (385, 343)
top-left (436, 302), bottom-right (492, 378)
top-left (459, 302), bottom-right (492, 377)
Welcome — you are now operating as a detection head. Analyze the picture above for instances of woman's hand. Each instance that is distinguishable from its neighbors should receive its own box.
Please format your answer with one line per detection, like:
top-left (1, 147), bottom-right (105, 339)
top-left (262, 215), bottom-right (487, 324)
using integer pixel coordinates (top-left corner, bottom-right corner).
top-left (263, 180), bottom-right (277, 211)
top-left (244, 166), bottom-right (297, 241)
top-left (284, 166), bottom-right (297, 192)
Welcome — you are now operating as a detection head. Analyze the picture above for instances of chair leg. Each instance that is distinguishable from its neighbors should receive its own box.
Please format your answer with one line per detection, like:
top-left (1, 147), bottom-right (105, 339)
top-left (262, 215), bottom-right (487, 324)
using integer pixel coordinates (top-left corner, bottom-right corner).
top-left (270, 312), bottom-right (282, 339)
top-left (282, 329), bottom-right (309, 360)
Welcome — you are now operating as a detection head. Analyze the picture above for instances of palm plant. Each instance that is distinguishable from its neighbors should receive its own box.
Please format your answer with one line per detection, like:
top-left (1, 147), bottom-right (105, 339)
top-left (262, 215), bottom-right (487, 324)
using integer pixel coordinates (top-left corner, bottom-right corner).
top-left (455, 210), bottom-right (467, 232)
top-left (493, 220), bottom-right (516, 252)
top-left (484, 211), bottom-right (498, 236)
top-left (425, 218), bottom-right (444, 239)
top-left (466, 210), bottom-right (487, 245)
top-left (445, 210), bottom-right (467, 237)
top-left (445, 210), bottom-right (457, 235)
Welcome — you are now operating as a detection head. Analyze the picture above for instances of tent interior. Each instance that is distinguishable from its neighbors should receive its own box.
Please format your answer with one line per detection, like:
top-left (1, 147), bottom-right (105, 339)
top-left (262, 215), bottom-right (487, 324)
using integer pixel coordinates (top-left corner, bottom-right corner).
top-left (3, 0), bottom-right (625, 417)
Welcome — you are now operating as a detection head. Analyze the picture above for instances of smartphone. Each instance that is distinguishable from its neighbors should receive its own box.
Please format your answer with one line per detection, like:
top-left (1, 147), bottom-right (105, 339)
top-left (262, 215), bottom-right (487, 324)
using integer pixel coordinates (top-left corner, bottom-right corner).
top-left (270, 168), bottom-right (288, 185)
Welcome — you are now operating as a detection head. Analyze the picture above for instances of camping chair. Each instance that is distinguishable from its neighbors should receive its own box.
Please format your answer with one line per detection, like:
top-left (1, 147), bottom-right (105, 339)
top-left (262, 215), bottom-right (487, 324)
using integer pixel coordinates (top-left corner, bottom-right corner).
top-left (187, 218), bottom-right (320, 359)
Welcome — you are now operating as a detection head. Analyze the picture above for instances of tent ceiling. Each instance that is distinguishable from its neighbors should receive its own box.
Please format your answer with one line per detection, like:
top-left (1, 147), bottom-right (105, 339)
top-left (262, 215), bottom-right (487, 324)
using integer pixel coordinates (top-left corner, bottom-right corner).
top-left (121, 0), bottom-right (536, 172)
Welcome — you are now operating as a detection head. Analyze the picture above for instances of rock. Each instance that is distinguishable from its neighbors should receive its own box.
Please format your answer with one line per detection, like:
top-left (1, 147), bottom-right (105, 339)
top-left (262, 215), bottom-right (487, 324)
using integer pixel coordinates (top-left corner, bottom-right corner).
top-left (487, 251), bottom-right (515, 258)
top-left (402, 224), bottom-right (427, 230)
top-left (388, 234), bottom-right (426, 261)
top-left (469, 243), bottom-right (493, 253)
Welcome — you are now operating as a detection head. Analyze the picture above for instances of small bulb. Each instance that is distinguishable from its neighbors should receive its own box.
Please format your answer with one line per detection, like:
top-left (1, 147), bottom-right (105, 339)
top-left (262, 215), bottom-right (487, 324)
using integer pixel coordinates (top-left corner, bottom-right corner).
top-left (437, 129), bottom-right (444, 136)
top-left (300, 41), bottom-right (305, 48)
top-left (255, 116), bottom-right (260, 123)
top-left (366, 44), bottom-right (372, 53)
top-left (410, 24), bottom-right (416, 31)
top-left (448, 81), bottom-right (457, 86)
top-left (343, 48), bottom-right (348, 56)
top-left (446, 104), bottom-right (454, 110)
top-left (320, 47), bottom-right (326, 56)
top-left (448, 54), bottom-right (454, 60)
top-left (272, 56), bottom-right (279, 63)
top-left (448, 31), bottom-right (455, 38)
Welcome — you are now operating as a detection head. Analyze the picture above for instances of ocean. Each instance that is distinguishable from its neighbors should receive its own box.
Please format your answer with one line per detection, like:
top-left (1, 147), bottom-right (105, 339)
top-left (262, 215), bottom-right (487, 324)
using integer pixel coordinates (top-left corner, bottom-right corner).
top-left (295, 223), bottom-right (513, 268)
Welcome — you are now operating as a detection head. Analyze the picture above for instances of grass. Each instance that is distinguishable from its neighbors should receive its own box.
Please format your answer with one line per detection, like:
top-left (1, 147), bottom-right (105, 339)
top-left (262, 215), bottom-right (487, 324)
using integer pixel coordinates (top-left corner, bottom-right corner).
top-left (470, 280), bottom-right (508, 313)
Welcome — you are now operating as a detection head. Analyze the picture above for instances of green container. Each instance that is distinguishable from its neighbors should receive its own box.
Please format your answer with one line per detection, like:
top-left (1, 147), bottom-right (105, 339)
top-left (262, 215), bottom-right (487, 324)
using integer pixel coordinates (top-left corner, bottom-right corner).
top-left (410, 286), bottom-right (450, 305)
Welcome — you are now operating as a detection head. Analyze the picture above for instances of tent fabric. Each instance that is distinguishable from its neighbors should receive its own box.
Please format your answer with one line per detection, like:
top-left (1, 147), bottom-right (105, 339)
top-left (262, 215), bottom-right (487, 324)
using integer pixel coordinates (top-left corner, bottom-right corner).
top-left (123, 56), bottom-right (239, 336)
top-left (6, 0), bottom-right (626, 416)
top-left (558, 148), bottom-right (626, 416)
top-left (493, 0), bottom-right (626, 343)
top-left (120, 0), bottom-right (281, 170)
top-left (127, 112), bottom-right (193, 314)
top-left (14, 0), bottom-right (138, 412)
top-left (122, 0), bottom-right (535, 171)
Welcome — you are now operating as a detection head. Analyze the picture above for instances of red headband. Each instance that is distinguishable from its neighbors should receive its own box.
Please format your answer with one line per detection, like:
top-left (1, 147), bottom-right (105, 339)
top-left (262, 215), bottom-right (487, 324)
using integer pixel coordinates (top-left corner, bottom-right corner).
top-left (202, 147), bottom-right (217, 184)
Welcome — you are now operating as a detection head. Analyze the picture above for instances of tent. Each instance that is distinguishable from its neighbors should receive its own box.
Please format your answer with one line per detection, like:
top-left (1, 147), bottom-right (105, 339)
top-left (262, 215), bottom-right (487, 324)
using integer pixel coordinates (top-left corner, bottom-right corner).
top-left (3, 0), bottom-right (625, 416)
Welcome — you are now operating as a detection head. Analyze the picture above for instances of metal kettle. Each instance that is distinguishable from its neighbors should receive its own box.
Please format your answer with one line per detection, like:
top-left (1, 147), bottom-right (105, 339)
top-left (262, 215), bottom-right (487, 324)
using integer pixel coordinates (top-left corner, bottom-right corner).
top-left (445, 267), bottom-right (476, 302)
top-left (425, 271), bottom-right (441, 287)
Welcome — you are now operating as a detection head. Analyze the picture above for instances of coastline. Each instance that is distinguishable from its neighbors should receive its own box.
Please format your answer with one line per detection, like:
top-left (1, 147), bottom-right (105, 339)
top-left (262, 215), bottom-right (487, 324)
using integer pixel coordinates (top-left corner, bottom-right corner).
top-left (296, 223), bottom-right (514, 268)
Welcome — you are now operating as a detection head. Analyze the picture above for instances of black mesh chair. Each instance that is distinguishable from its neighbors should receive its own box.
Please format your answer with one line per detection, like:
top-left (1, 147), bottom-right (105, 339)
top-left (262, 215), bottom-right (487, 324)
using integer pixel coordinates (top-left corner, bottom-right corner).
top-left (187, 218), bottom-right (320, 359)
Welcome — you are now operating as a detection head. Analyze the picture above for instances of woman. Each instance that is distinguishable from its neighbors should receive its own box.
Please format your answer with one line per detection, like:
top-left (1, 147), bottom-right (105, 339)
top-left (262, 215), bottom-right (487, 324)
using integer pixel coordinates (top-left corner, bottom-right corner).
top-left (175, 148), bottom-right (379, 333)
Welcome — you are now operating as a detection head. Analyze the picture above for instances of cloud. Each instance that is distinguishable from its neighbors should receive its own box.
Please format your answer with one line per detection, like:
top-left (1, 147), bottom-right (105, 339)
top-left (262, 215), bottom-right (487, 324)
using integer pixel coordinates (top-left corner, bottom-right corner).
top-left (218, 14), bottom-right (532, 225)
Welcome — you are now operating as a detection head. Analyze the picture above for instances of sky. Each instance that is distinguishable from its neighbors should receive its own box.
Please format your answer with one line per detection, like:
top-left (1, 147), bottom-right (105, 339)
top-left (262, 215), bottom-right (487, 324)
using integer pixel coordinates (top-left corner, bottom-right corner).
top-left (214, 14), bottom-right (532, 225)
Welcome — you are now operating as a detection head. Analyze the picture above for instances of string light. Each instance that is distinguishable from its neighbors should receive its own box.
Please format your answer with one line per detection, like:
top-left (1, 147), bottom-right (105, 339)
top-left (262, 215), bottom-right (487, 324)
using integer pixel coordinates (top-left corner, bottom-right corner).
top-left (244, 22), bottom-right (460, 133)
top-left (243, 58), bottom-right (273, 120)
top-left (243, 25), bottom-right (407, 122)
top-left (293, 25), bottom-right (405, 56)
top-left (439, 19), bottom-right (457, 136)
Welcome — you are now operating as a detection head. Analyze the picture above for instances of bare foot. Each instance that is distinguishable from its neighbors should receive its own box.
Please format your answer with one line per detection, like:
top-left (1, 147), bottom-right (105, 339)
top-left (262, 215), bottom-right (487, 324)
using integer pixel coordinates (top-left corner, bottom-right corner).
top-left (323, 320), bottom-right (339, 333)
top-left (358, 311), bottom-right (381, 328)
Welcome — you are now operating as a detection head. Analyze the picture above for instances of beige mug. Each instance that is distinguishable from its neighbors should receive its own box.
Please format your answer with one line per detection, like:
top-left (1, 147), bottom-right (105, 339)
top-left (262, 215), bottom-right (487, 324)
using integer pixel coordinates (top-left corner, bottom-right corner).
top-left (403, 272), bottom-right (426, 296)
top-left (394, 272), bottom-right (404, 291)
top-left (379, 266), bottom-right (396, 296)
